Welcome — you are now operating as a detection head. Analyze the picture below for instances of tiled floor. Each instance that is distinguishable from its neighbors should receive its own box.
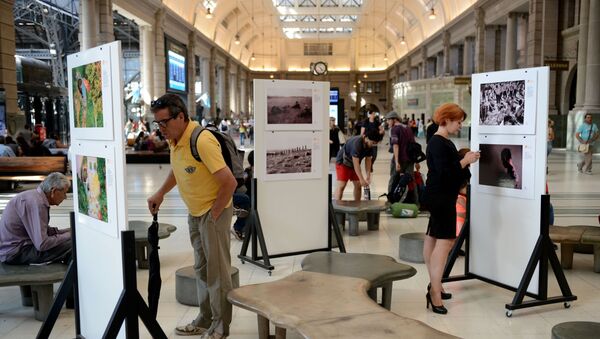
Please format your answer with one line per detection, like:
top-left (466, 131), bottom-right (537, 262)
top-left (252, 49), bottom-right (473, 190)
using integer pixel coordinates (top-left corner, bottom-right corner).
top-left (1, 137), bottom-right (599, 338)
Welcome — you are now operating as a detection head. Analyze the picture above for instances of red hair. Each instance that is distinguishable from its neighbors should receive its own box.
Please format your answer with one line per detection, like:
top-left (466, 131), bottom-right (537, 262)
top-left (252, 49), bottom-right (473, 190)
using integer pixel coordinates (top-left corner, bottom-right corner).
top-left (433, 103), bottom-right (466, 126)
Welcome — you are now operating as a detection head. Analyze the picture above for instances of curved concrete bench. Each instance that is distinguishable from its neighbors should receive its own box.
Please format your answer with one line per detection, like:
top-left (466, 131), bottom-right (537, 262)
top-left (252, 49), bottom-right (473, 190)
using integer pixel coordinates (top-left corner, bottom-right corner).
top-left (228, 271), bottom-right (457, 339)
top-left (549, 225), bottom-right (600, 272)
top-left (175, 266), bottom-right (240, 306)
top-left (399, 232), bottom-right (425, 263)
top-left (301, 251), bottom-right (416, 310)
top-left (0, 263), bottom-right (67, 321)
top-left (551, 321), bottom-right (600, 339)
top-left (332, 200), bottom-right (388, 236)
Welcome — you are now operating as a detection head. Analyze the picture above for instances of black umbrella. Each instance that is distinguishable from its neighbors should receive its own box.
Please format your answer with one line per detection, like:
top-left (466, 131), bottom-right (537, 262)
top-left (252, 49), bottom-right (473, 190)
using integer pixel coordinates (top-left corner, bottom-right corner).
top-left (147, 212), bottom-right (162, 318)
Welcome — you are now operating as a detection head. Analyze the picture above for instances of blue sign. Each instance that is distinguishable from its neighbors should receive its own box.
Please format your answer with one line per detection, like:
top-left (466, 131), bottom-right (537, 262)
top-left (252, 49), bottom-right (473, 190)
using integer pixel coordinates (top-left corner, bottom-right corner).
top-left (330, 89), bottom-right (339, 104)
top-left (168, 50), bottom-right (186, 92)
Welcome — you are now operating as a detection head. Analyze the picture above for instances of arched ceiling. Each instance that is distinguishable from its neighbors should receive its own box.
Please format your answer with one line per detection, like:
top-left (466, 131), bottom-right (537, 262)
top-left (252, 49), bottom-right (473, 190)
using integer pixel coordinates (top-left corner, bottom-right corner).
top-left (162, 0), bottom-right (477, 71)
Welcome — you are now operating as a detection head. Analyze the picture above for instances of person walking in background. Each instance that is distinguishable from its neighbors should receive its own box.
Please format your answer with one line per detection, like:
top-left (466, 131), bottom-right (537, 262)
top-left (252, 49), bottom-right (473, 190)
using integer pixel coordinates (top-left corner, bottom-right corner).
top-left (422, 103), bottom-right (479, 315)
top-left (385, 111), bottom-right (416, 202)
top-left (334, 130), bottom-right (383, 201)
top-left (147, 94), bottom-right (237, 339)
top-left (329, 117), bottom-right (342, 160)
top-left (575, 114), bottom-right (599, 174)
top-left (547, 119), bottom-right (555, 156)
top-left (361, 111), bottom-right (384, 173)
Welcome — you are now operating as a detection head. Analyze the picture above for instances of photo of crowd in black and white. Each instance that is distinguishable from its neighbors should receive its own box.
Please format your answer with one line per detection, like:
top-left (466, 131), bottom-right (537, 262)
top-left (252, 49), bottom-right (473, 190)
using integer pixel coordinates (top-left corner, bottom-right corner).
top-left (266, 145), bottom-right (312, 175)
top-left (267, 88), bottom-right (313, 124)
top-left (480, 80), bottom-right (526, 126)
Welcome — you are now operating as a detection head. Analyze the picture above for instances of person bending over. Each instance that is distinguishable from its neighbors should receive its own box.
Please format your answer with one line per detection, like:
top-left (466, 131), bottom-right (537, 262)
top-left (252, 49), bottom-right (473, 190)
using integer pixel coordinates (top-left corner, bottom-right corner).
top-left (0, 173), bottom-right (72, 265)
top-left (334, 129), bottom-right (383, 201)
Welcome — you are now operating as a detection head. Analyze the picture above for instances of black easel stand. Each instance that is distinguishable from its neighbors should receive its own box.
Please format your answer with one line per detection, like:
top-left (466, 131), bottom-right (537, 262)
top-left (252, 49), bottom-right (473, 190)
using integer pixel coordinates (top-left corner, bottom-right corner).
top-left (102, 230), bottom-right (167, 339)
top-left (442, 192), bottom-right (577, 317)
top-left (37, 212), bottom-right (81, 339)
top-left (238, 176), bottom-right (346, 274)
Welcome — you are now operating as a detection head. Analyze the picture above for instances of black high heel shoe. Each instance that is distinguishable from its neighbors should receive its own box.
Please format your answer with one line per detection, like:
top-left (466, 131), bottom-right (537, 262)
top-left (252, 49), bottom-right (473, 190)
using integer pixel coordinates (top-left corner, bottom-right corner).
top-left (427, 283), bottom-right (452, 300)
top-left (426, 292), bottom-right (448, 314)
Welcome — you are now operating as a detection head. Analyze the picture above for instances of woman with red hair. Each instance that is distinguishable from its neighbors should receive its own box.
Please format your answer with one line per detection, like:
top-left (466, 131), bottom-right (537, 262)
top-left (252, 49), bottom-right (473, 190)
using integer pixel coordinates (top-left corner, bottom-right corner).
top-left (423, 103), bottom-right (480, 314)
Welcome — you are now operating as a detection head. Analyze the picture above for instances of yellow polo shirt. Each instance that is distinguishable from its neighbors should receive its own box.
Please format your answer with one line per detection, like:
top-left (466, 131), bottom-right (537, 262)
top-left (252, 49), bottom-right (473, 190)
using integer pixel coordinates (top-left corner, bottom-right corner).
top-left (170, 121), bottom-right (232, 217)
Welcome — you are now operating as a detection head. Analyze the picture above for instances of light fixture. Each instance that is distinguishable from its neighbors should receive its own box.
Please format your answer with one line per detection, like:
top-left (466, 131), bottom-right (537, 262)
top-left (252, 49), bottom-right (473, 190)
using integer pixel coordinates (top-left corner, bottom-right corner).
top-left (429, 7), bottom-right (436, 20)
top-left (269, 74), bottom-right (274, 79)
top-left (234, 35), bottom-right (240, 45)
top-left (400, 36), bottom-right (406, 45)
top-left (251, 53), bottom-right (256, 61)
top-left (206, 7), bottom-right (213, 19)
top-left (384, 54), bottom-right (388, 61)
top-left (49, 43), bottom-right (57, 56)
top-left (363, 73), bottom-right (368, 79)
top-left (358, 80), bottom-right (362, 84)
top-left (42, 7), bottom-right (49, 14)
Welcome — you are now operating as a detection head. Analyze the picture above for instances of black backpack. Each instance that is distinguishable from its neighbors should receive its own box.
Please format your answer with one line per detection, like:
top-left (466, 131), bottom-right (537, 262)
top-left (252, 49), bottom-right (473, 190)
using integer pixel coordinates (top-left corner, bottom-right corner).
top-left (380, 172), bottom-right (411, 204)
top-left (190, 126), bottom-right (245, 187)
top-left (407, 142), bottom-right (426, 163)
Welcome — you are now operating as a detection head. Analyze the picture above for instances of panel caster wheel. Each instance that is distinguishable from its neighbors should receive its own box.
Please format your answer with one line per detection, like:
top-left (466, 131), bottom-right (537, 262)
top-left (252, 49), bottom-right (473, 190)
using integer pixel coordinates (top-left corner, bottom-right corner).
top-left (564, 302), bottom-right (571, 309)
top-left (268, 271), bottom-right (272, 276)
top-left (241, 260), bottom-right (245, 264)
top-left (505, 310), bottom-right (512, 317)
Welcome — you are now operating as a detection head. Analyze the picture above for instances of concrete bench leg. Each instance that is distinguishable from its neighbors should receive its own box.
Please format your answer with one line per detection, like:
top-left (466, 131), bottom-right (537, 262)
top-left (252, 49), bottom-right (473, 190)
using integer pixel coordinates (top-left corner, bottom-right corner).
top-left (257, 315), bottom-right (270, 339)
top-left (560, 244), bottom-right (574, 269)
top-left (347, 214), bottom-right (359, 236)
top-left (381, 282), bottom-right (393, 310)
top-left (31, 284), bottom-right (54, 321)
top-left (367, 287), bottom-right (377, 304)
top-left (366, 213), bottom-right (380, 231)
top-left (275, 326), bottom-right (286, 339)
top-left (335, 212), bottom-right (346, 231)
top-left (135, 241), bottom-right (149, 269)
top-left (593, 245), bottom-right (600, 273)
top-left (20, 285), bottom-right (33, 306)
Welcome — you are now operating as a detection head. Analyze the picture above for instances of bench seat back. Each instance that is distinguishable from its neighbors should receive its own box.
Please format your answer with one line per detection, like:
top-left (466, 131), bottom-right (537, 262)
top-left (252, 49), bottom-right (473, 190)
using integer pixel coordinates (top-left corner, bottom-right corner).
top-left (0, 156), bottom-right (68, 176)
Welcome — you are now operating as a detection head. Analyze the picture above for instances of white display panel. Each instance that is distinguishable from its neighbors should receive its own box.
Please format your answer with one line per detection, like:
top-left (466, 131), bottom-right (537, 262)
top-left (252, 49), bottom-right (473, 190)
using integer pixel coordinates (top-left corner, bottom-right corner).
top-left (67, 44), bottom-right (115, 140)
top-left (254, 80), bottom-right (329, 255)
top-left (474, 69), bottom-right (538, 135)
top-left (69, 41), bottom-right (128, 338)
top-left (469, 67), bottom-right (549, 295)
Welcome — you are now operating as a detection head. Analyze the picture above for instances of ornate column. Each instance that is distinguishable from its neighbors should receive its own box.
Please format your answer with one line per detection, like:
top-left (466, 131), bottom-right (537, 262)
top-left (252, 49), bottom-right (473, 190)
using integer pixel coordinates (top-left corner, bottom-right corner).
top-left (442, 30), bottom-right (450, 75)
top-left (153, 9), bottom-right (166, 98)
top-left (187, 32), bottom-right (196, 119)
top-left (236, 64), bottom-right (242, 114)
top-left (505, 12), bottom-right (518, 69)
top-left (463, 36), bottom-right (475, 75)
top-left (80, 0), bottom-right (98, 50)
top-left (209, 47), bottom-right (216, 119)
top-left (574, 0), bottom-right (589, 109)
top-left (405, 55), bottom-right (412, 81)
top-left (516, 14), bottom-right (528, 67)
top-left (97, 0), bottom-right (114, 44)
top-left (0, 0), bottom-right (20, 134)
top-left (474, 7), bottom-right (486, 73)
top-left (140, 25), bottom-right (154, 113)
top-left (223, 58), bottom-right (231, 117)
top-left (420, 47), bottom-right (427, 79)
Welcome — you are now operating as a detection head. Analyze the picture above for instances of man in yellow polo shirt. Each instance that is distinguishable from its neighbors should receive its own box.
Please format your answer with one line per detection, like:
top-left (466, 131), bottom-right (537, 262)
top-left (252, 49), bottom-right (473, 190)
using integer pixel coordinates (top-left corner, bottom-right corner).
top-left (147, 94), bottom-right (237, 339)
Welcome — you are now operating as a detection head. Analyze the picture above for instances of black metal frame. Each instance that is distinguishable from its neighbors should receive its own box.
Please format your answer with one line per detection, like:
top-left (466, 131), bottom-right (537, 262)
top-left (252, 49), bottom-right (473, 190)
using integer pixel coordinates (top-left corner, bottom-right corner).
top-left (37, 212), bottom-right (81, 339)
top-left (442, 188), bottom-right (577, 316)
top-left (238, 175), bottom-right (346, 274)
top-left (102, 231), bottom-right (167, 339)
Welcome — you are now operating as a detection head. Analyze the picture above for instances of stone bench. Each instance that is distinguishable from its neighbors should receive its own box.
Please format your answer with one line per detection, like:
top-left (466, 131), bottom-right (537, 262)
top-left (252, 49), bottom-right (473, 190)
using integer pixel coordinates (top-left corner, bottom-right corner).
top-left (332, 200), bottom-right (388, 236)
top-left (549, 225), bottom-right (600, 272)
top-left (551, 321), bottom-right (600, 339)
top-left (300, 251), bottom-right (416, 310)
top-left (227, 271), bottom-right (458, 339)
top-left (0, 263), bottom-right (67, 321)
top-left (175, 266), bottom-right (240, 306)
top-left (128, 220), bottom-right (177, 269)
top-left (399, 232), bottom-right (426, 263)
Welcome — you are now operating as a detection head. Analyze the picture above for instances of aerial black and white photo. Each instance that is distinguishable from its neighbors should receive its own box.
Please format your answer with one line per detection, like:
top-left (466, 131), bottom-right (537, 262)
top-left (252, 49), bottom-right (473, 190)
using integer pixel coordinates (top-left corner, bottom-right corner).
top-left (480, 80), bottom-right (525, 126)
top-left (266, 145), bottom-right (312, 175)
top-left (263, 132), bottom-right (322, 181)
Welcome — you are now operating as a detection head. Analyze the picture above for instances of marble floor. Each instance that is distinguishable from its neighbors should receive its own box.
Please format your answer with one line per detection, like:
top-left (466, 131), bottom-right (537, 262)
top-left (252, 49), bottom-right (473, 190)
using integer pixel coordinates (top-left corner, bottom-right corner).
top-left (0, 137), bottom-right (599, 339)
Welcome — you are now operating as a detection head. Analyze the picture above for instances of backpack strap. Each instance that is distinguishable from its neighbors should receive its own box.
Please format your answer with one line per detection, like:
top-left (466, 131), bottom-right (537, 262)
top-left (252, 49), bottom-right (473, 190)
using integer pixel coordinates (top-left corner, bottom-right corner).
top-left (189, 126), bottom-right (233, 169)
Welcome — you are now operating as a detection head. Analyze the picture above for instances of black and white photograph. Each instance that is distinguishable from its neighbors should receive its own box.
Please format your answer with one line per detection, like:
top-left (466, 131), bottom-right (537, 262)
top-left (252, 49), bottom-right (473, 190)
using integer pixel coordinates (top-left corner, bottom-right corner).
top-left (267, 88), bottom-right (313, 125)
top-left (479, 143), bottom-right (523, 190)
top-left (263, 131), bottom-right (322, 181)
top-left (480, 80), bottom-right (525, 126)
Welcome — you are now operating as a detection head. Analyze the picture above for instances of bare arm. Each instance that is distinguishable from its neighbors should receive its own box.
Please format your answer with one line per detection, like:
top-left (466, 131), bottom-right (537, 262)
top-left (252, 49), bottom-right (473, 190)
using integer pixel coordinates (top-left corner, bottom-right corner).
top-left (360, 127), bottom-right (366, 136)
top-left (147, 170), bottom-right (177, 214)
top-left (352, 156), bottom-right (368, 186)
top-left (575, 132), bottom-right (584, 143)
top-left (393, 144), bottom-right (400, 172)
top-left (210, 166), bottom-right (238, 220)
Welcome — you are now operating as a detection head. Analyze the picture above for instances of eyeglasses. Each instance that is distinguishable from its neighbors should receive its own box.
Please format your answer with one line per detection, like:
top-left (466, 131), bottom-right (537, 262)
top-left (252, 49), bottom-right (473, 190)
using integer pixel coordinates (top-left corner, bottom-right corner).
top-left (153, 116), bottom-right (175, 128)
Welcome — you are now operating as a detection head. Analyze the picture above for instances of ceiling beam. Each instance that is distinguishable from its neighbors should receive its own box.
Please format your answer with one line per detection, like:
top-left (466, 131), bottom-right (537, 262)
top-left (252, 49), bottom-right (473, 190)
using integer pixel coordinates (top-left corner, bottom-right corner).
top-left (274, 7), bottom-right (362, 15)
top-left (280, 21), bottom-right (355, 28)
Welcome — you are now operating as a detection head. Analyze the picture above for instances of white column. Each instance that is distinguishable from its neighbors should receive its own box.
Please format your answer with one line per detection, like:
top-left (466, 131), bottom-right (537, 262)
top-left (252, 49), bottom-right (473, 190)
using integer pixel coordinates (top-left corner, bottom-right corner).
top-left (516, 14), bottom-right (528, 68)
top-left (140, 25), bottom-right (154, 112)
top-left (153, 9), bottom-right (166, 98)
top-left (442, 31), bottom-right (450, 75)
top-left (187, 32), bottom-right (196, 118)
top-left (505, 12), bottom-right (518, 69)
top-left (574, 0), bottom-right (589, 109)
top-left (583, 0), bottom-right (600, 110)
top-left (80, 0), bottom-right (97, 50)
